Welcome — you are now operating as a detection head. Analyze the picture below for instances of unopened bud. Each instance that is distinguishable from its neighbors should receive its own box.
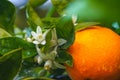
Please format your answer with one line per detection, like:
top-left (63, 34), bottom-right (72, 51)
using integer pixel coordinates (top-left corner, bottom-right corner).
top-left (26, 37), bottom-right (33, 42)
top-left (44, 60), bottom-right (52, 70)
top-left (34, 55), bottom-right (43, 64)
top-left (72, 15), bottom-right (78, 26)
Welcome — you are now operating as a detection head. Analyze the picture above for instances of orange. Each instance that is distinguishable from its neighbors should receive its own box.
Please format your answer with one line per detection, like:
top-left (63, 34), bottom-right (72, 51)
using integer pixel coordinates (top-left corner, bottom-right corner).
top-left (66, 26), bottom-right (120, 80)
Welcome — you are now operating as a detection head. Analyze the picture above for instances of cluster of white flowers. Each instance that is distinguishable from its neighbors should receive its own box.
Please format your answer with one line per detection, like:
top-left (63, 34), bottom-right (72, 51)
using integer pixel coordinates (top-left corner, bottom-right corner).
top-left (26, 26), bottom-right (49, 45)
top-left (26, 26), bottom-right (67, 70)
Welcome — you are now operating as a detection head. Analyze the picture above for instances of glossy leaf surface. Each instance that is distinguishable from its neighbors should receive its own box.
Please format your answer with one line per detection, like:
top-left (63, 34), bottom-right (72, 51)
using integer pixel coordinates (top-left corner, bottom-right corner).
top-left (0, 0), bottom-right (16, 34)
top-left (0, 37), bottom-right (36, 59)
top-left (0, 48), bottom-right (22, 80)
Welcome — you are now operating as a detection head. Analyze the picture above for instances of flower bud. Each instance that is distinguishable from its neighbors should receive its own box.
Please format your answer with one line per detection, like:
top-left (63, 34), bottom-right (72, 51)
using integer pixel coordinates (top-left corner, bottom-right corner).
top-left (44, 60), bottom-right (52, 70)
top-left (34, 55), bottom-right (43, 64)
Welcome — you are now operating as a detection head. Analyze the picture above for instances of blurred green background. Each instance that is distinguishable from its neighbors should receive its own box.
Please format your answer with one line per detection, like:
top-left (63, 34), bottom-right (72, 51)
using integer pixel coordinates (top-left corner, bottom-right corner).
top-left (9, 0), bottom-right (120, 34)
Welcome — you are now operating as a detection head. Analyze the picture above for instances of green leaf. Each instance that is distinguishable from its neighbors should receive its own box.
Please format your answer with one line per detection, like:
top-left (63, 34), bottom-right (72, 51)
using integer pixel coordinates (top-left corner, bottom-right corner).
top-left (29, 0), bottom-right (47, 8)
top-left (51, 0), bottom-right (72, 14)
top-left (0, 0), bottom-right (16, 34)
top-left (41, 18), bottom-right (59, 29)
top-left (56, 50), bottom-right (73, 67)
top-left (75, 22), bottom-right (100, 32)
top-left (0, 37), bottom-right (36, 59)
top-left (65, 0), bottom-right (120, 27)
top-left (0, 28), bottom-right (11, 38)
top-left (17, 64), bottom-right (50, 79)
top-left (26, 3), bottom-right (43, 31)
top-left (56, 16), bottom-right (75, 49)
top-left (0, 48), bottom-right (22, 80)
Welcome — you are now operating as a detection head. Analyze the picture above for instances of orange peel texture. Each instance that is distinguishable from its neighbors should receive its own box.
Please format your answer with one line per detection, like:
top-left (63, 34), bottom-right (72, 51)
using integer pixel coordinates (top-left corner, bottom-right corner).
top-left (66, 26), bottom-right (120, 80)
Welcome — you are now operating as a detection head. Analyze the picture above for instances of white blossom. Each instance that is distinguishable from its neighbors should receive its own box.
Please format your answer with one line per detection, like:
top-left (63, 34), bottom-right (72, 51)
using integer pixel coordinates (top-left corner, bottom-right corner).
top-left (31, 26), bottom-right (49, 45)
top-left (30, 27), bottom-right (67, 69)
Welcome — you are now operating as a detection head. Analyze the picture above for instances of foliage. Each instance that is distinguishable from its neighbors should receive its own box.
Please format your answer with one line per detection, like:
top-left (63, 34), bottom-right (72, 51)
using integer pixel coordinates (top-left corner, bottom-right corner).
top-left (0, 0), bottom-right (15, 34)
top-left (0, 48), bottom-right (22, 80)
top-left (0, 0), bottom-right (120, 80)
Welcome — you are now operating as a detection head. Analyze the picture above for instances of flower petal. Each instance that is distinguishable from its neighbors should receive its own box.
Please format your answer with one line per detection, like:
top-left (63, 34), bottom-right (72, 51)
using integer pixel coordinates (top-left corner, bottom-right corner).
top-left (37, 56), bottom-right (43, 64)
top-left (41, 40), bottom-right (46, 45)
top-left (58, 38), bottom-right (67, 46)
top-left (33, 40), bottom-right (40, 44)
top-left (51, 28), bottom-right (57, 41)
top-left (36, 26), bottom-right (42, 34)
top-left (72, 15), bottom-right (78, 26)
top-left (31, 31), bottom-right (38, 39)
top-left (72, 15), bottom-right (77, 23)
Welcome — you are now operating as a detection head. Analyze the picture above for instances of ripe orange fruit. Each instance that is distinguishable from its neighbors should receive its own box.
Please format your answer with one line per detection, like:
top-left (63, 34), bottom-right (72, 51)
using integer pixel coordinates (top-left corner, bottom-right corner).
top-left (66, 26), bottom-right (120, 80)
